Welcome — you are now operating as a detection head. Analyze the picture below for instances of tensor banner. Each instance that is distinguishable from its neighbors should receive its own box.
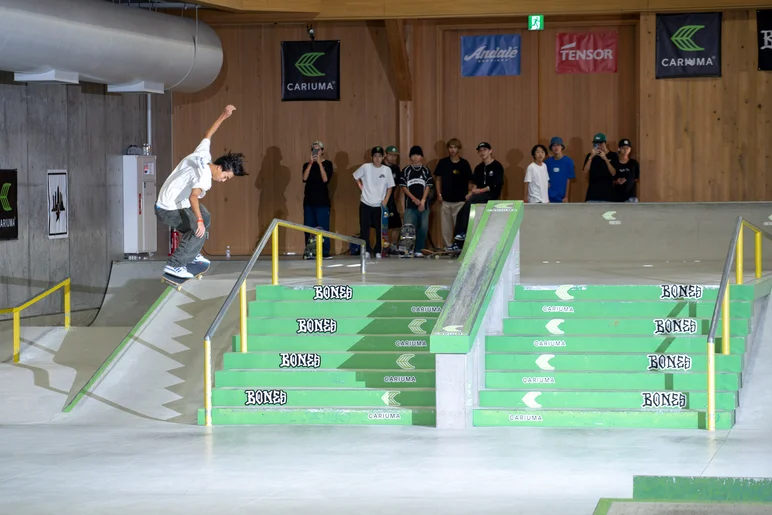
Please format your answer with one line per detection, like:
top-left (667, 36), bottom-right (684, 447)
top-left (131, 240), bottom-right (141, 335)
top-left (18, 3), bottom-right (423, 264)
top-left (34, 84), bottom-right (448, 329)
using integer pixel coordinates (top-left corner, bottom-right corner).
top-left (555, 32), bottom-right (618, 74)
top-left (656, 12), bottom-right (722, 79)
top-left (461, 34), bottom-right (522, 77)
top-left (281, 40), bottom-right (340, 101)
top-left (0, 169), bottom-right (18, 241)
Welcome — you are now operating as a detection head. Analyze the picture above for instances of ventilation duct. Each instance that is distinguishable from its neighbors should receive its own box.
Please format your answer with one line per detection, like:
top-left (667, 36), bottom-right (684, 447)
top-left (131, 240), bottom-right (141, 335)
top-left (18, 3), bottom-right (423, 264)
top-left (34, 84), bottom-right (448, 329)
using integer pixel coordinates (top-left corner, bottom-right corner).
top-left (0, 0), bottom-right (223, 93)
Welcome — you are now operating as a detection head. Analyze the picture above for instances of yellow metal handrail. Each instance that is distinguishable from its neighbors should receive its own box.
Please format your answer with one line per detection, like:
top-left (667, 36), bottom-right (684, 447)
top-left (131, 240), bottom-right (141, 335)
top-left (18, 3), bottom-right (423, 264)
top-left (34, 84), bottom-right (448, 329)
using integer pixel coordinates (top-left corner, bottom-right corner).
top-left (202, 219), bottom-right (366, 426)
top-left (0, 278), bottom-right (71, 363)
top-left (706, 217), bottom-right (768, 431)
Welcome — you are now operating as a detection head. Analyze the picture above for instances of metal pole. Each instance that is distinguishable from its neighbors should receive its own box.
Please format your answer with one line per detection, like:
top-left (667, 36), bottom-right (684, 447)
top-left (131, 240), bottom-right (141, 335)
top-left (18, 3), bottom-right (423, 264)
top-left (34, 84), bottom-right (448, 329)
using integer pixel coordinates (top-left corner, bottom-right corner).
top-left (707, 338), bottom-right (716, 431)
top-left (316, 234), bottom-right (323, 284)
top-left (756, 231), bottom-right (762, 279)
top-left (239, 281), bottom-right (248, 353)
top-left (12, 309), bottom-right (20, 363)
top-left (736, 228), bottom-right (744, 284)
top-left (721, 286), bottom-right (730, 355)
top-left (204, 337), bottom-right (212, 426)
top-left (272, 226), bottom-right (279, 285)
top-left (63, 279), bottom-right (71, 329)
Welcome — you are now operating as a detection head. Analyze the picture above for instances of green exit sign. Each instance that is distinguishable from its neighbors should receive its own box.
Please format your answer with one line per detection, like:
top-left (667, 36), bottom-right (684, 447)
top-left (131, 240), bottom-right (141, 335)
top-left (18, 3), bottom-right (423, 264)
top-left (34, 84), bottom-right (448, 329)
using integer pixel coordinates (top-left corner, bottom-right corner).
top-left (528, 14), bottom-right (544, 31)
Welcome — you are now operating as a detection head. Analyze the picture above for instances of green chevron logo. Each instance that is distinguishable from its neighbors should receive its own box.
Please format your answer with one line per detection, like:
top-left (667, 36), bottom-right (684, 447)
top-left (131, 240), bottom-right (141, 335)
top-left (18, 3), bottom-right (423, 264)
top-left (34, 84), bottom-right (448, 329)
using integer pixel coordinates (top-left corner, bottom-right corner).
top-left (671, 25), bottom-right (705, 52)
top-left (295, 52), bottom-right (325, 77)
top-left (0, 183), bottom-right (11, 212)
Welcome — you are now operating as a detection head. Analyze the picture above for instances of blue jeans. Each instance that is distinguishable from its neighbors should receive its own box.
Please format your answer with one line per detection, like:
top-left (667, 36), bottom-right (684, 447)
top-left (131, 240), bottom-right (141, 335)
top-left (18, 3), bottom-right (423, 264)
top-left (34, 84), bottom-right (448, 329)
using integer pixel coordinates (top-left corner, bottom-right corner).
top-left (403, 207), bottom-right (429, 253)
top-left (303, 206), bottom-right (331, 256)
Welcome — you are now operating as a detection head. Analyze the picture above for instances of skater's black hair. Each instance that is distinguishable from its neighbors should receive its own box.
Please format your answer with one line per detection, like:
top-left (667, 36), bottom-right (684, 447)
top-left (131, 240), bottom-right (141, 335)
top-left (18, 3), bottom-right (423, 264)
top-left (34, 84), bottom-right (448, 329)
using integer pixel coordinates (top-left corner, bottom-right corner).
top-left (531, 144), bottom-right (548, 158)
top-left (214, 152), bottom-right (247, 176)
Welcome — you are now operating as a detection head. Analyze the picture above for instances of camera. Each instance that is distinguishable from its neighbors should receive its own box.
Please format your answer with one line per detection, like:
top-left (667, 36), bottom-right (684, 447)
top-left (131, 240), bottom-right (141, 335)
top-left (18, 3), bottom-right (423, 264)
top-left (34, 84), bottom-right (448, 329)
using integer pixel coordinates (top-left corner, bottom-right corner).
top-left (312, 148), bottom-right (319, 157)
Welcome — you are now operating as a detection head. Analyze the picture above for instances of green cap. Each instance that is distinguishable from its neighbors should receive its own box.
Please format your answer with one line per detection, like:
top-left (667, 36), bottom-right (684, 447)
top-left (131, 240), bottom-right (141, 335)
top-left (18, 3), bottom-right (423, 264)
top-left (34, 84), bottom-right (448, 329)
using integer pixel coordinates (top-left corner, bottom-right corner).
top-left (592, 133), bottom-right (606, 143)
top-left (386, 145), bottom-right (399, 153)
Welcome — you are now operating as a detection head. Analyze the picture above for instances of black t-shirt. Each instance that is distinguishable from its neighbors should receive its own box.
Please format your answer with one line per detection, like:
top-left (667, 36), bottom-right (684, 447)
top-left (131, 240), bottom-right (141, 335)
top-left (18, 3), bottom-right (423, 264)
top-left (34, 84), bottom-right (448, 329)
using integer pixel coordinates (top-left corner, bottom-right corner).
top-left (472, 159), bottom-right (505, 200)
top-left (434, 156), bottom-right (473, 202)
top-left (386, 163), bottom-right (401, 209)
top-left (302, 160), bottom-right (334, 207)
top-left (399, 165), bottom-right (434, 209)
top-left (583, 151), bottom-right (619, 202)
top-left (614, 158), bottom-right (640, 201)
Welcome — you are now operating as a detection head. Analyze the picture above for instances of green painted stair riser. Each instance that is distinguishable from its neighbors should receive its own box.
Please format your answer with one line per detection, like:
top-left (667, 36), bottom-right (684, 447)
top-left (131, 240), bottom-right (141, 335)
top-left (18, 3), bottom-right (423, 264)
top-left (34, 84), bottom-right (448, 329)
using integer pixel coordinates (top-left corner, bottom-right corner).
top-left (472, 408), bottom-right (735, 429)
top-left (486, 371), bottom-right (740, 391)
top-left (485, 353), bottom-right (741, 373)
top-left (247, 317), bottom-right (436, 335)
top-left (514, 284), bottom-right (753, 302)
top-left (232, 334), bottom-right (432, 353)
top-left (485, 336), bottom-right (746, 355)
top-left (211, 387), bottom-right (435, 407)
top-left (503, 317), bottom-right (750, 336)
top-left (255, 284), bottom-right (449, 301)
top-left (478, 390), bottom-right (737, 410)
top-left (216, 369), bottom-right (435, 388)
top-left (249, 300), bottom-right (444, 318)
top-left (198, 407), bottom-right (436, 426)
top-left (632, 475), bottom-right (772, 502)
top-left (508, 301), bottom-right (751, 319)
top-left (222, 351), bottom-right (435, 371)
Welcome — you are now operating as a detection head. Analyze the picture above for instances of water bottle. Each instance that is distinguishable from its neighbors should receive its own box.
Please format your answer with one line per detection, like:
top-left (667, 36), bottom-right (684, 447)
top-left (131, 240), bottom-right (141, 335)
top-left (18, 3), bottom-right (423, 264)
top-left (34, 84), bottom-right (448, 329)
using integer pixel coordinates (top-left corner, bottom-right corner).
top-left (225, 246), bottom-right (231, 260)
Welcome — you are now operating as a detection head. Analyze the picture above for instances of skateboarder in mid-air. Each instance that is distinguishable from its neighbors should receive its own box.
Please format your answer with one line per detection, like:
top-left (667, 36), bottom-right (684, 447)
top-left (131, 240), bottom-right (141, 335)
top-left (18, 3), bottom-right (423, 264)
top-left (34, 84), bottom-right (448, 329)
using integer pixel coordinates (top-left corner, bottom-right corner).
top-left (155, 105), bottom-right (247, 279)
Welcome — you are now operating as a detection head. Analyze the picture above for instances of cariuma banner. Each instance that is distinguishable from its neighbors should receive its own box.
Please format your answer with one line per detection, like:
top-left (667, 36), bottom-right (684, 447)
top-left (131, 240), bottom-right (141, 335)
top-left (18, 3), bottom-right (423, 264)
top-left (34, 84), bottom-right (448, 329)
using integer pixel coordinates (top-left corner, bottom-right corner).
top-left (656, 12), bottom-right (722, 79)
top-left (281, 40), bottom-right (340, 101)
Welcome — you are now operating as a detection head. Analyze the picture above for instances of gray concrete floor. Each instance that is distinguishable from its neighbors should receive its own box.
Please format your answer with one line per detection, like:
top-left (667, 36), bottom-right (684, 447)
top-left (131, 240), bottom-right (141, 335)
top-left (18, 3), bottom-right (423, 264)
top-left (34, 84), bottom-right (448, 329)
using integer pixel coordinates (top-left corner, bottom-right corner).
top-left (1, 257), bottom-right (771, 514)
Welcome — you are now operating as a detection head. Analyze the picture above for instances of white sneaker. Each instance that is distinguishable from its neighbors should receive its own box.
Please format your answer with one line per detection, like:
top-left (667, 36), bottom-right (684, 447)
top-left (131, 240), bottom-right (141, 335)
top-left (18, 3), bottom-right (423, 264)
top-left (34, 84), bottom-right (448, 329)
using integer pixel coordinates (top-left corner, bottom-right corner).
top-left (193, 253), bottom-right (210, 265)
top-left (414, 252), bottom-right (424, 258)
top-left (375, 253), bottom-right (382, 259)
top-left (365, 252), bottom-right (371, 258)
top-left (165, 265), bottom-right (193, 279)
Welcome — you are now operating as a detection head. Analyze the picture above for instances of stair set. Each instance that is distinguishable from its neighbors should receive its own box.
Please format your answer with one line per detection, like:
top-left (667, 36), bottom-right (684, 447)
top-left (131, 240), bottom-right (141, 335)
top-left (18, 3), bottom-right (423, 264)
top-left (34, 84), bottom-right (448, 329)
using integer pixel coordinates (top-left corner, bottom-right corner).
top-left (200, 282), bottom-right (755, 430)
top-left (199, 285), bottom-right (446, 426)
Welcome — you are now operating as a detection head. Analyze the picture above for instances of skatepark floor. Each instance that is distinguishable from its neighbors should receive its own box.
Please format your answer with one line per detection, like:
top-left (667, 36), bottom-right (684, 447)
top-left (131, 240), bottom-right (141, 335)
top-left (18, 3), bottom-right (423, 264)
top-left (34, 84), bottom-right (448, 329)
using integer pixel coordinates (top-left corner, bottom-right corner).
top-left (1, 256), bottom-right (772, 514)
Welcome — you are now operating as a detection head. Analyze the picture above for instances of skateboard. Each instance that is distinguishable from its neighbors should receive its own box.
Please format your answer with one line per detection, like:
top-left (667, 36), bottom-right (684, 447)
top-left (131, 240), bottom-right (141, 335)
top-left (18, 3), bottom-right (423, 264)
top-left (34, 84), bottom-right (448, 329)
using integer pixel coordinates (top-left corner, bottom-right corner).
top-left (303, 227), bottom-right (323, 260)
top-left (161, 261), bottom-right (210, 291)
top-left (422, 248), bottom-right (461, 259)
top-left (381, 205), bottom-right (390, 256)
top-left (397, 223), bottom-right (416, 258)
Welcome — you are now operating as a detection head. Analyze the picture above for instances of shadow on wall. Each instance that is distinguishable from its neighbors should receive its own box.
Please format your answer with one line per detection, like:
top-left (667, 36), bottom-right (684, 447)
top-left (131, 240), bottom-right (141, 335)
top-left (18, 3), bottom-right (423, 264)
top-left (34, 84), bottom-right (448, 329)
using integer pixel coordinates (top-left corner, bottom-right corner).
top-left (256, 146), bottom-right (290, 251)
top-left (568, 136), bottom-right (586, 203)
top-left (503, 148), bottom-right (525, 200)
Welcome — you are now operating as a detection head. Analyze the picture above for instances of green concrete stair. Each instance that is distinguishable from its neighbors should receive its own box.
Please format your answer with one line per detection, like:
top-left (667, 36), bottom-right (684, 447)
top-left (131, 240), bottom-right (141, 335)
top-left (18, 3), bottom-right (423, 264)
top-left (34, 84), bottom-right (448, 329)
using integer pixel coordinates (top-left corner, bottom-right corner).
top-left (475, 283), bottom-right (756, 430)
top-left (201, 284), bottom-right (447, 426)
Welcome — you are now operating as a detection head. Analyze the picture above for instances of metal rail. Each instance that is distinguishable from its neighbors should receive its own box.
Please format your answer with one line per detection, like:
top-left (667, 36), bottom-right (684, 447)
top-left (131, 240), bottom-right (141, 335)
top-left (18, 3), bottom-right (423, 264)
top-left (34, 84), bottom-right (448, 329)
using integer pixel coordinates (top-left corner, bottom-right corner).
top-left (0, 278), bottom-right (71, 363)
top-left (201, 218), bottom-right (366, 426)
top-left (706, 217), bottom-right (772, 431)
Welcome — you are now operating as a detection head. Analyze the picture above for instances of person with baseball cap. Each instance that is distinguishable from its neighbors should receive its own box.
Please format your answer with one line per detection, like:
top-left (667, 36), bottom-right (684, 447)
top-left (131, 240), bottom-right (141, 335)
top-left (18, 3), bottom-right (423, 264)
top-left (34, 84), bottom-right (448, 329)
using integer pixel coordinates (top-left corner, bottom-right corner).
top-left (613, 138), bottom-right (640, 202)
top-left (449, 141), bottom-right (504, 250)
top-left (302, 140), bottom-right (334, 258)
top-left (399, 145), bottom-right (434, 257)
top-left (583, 132), bottom-right (618, 202)
top-left (353, 146), bottom-right (395, 258)
top-left (545, 136), bottom-right (575, 203)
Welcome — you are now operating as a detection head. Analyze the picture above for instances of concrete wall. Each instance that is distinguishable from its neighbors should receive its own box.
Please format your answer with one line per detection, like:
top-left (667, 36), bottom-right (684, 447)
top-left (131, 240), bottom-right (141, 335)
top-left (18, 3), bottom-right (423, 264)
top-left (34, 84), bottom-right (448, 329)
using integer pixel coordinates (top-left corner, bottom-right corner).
top-left (0, 74), bottom-right (172, 317)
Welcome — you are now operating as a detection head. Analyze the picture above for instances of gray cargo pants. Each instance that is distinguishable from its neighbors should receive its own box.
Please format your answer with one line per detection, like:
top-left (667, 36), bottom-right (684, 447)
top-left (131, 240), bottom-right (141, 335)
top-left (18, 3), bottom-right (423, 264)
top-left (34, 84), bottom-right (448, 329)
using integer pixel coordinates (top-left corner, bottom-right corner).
top-left (155, 204), bottom-right (211, 267)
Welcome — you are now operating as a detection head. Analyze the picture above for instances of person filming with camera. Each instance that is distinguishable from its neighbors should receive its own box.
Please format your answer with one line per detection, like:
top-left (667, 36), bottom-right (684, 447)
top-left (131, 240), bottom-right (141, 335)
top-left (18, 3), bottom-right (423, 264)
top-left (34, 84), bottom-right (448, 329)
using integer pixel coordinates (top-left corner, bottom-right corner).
top-left (302, 140), bottom-right (334, 259)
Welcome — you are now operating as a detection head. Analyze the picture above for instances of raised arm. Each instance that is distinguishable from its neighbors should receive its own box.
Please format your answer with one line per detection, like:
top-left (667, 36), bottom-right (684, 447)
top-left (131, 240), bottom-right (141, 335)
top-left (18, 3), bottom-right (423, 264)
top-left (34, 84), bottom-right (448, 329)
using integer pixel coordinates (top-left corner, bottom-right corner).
top-left (204, 105), bottom-right (236, 140)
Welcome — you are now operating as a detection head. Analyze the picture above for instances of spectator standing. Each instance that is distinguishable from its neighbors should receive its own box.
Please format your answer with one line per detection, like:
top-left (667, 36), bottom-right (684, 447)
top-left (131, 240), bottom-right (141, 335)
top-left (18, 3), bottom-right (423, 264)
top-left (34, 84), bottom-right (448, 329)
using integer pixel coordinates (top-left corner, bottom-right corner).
top-left (434, 138), bottom-right (473, 248)
top-left (383, 145), bottom-right (403, 246)
top-left (614, 138), bottom-right (640, 202)
top-left (353, 146), bottom-right (395, 258)
top-left (545, 136), bottom-right (575, 203)
top-left (524, 144), bottom-right (550, 204)
top-left (450, 142), bottom-right (504, 250)
top-left (583, 133), bottom-right (618, 202)
top-left (399, 146), bottom-right (434, 257)
top-left (302, 140), bottom-right (333, 258)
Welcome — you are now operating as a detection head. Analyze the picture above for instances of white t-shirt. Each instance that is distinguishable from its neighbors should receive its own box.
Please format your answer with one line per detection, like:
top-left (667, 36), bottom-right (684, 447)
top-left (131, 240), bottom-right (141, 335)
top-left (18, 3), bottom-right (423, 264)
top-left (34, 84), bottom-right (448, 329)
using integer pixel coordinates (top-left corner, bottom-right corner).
top-left (524, 162), bottom-right (550, 204)
top-left (353, 163), bottom-right (396, 207)
top-left (156, 138), bottom-right (213, 210)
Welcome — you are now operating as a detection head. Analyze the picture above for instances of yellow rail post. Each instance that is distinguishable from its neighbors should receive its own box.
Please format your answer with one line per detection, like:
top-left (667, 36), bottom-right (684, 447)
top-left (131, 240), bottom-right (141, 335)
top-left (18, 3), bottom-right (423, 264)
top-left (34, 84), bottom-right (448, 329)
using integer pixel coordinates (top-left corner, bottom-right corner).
top-left (755, 230), bottom-right (762, 279)
top-left (707, 338), bottom-right (716, 431)
top-left (12, 309), bottom-right (20, 363)
top-left (204, 337), bottom-right (212, 426)
top-left (736, 228), bottom-right (744, 284)
top-left (271, 226), bottom-right (279, 285)
top-left (316, 232), bottom-right (323, 284)
top-left (63, 279), bottom-right (71, 329)
top-left (721, 286), bottom-right (730, 355)
top-left (239, 281), bottom-right (248, 353)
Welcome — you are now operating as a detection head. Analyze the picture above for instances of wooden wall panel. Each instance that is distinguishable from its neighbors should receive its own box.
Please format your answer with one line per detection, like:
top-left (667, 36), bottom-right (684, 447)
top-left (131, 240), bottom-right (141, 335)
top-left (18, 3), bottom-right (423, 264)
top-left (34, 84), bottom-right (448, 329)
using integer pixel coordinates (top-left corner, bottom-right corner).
top-left (639, 10), bottom-right (772, 202)
top-left (173, 22), bottom-right (398, 256)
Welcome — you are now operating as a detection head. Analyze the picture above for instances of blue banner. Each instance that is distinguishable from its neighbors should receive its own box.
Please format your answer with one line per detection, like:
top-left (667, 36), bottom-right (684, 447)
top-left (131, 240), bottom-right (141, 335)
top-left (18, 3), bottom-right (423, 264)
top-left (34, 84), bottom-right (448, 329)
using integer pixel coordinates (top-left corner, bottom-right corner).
top-left (461, 34), bottom-right (521, 77)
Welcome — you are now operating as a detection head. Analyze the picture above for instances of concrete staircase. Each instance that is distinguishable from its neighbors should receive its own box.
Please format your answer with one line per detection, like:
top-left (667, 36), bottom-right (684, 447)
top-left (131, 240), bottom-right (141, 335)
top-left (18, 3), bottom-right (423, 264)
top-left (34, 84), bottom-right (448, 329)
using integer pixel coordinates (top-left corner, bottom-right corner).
top-left (198, 284), bottom-right (448, 426)
top-left (474, 284), bottom-right (752, 429)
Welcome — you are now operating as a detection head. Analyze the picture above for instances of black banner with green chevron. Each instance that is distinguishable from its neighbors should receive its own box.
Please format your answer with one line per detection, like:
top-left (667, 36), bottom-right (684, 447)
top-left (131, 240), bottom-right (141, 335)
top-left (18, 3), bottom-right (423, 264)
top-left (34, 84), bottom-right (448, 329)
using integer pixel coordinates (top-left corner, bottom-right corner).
top-left (281, 40), bottom-right (340, 101)
top-left (0, 169), bottom-right (18, 241)
top-left (656, 12), bottom-right (722, 79)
